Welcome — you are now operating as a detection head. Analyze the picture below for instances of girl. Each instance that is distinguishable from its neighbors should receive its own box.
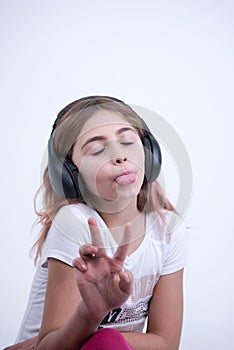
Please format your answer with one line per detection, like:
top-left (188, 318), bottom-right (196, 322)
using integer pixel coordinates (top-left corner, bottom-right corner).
top-left (6, 96), bottom-right (187, 350)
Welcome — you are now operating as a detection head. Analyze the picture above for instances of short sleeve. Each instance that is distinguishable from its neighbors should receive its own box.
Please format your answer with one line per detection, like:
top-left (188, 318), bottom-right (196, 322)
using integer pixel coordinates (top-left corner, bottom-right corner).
top-left (41, 225), bottom-right (79, 268)
top-left (161, 219), bottom-right (188, 275)
top-left (40, 204), bottom-right (92, 268)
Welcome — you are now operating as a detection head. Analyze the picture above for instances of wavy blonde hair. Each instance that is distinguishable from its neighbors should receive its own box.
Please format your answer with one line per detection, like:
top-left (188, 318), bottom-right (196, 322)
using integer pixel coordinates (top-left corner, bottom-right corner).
top-left (32, 97), bottom-right (176, 262)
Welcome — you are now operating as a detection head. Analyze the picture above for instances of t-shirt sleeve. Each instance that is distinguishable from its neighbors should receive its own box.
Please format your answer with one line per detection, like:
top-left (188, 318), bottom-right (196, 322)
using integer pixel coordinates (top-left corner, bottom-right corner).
top-left (41, 226), bottom-right (78, 268)
top-left (161, 219), bottom-right (188, 275)
top-left (40, 205), bottom-right (91, 268)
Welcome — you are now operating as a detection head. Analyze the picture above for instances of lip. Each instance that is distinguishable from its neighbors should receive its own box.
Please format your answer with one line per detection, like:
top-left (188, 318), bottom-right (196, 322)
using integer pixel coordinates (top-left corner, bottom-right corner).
top-left (114, 171), bottom-right (131, 180)
top-left (114, 171), bottom-right (136, 185)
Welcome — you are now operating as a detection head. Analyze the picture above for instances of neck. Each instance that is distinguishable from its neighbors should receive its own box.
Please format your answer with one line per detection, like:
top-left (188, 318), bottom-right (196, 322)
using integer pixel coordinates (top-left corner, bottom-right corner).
top-left (97, 198), bottom-right (141, 229)
top-left (86, 192), bottom-right (138, 220)
top-left (98, 198), bottom-right (146, 252)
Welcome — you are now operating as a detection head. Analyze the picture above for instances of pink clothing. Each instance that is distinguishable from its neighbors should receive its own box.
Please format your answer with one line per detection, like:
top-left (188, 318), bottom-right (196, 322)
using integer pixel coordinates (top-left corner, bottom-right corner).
top-left (81, 328), bottom-right (134, 350)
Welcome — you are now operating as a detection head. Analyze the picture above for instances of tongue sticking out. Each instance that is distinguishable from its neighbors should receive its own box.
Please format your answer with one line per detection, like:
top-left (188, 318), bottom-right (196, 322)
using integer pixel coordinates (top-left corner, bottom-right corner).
top-left (115, 173), bottom-right (136, 185)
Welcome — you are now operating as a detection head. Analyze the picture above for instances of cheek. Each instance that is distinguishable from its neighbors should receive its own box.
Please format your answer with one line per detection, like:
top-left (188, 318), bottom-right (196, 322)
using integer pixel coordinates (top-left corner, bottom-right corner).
top-left (128, 145), bottom-right (145, 172)
top-left (78, 157), bottom-right (108, 192)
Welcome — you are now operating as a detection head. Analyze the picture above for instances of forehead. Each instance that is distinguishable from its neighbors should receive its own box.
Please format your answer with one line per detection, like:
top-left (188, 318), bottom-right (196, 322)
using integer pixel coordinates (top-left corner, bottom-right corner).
top-left (79, 109), bottom-right (133, 136)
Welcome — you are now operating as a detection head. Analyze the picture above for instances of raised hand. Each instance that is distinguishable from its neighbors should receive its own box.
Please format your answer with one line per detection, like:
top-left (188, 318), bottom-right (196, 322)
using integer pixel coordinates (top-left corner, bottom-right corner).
top-left (73, 217), bottom-right (133, 323)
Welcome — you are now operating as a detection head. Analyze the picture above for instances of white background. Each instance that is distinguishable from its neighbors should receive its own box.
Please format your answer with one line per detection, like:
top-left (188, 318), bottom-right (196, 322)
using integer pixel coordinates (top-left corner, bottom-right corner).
top-left (1, 1), bottom-right (234, 349)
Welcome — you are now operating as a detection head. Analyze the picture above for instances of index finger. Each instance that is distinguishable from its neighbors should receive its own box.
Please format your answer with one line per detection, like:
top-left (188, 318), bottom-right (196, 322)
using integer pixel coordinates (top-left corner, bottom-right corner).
top-left (113, 223), bottom-right (132, 263)
top-left (88, 217), bottom-right (106, 257)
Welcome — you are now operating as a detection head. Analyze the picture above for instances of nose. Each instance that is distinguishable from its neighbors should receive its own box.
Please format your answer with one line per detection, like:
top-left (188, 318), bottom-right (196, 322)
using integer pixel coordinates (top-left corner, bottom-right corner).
top-left (109, 140), bottom-right (127, 165)
top-left (113, 156), bottom-right (127, 165)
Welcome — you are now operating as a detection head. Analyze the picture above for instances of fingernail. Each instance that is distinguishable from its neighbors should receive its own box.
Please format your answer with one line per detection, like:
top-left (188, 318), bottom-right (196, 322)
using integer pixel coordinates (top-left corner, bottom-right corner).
top-left (81, 263), bottom-right (87, 270)
top-left (90, 245), bottom-right (97, 253)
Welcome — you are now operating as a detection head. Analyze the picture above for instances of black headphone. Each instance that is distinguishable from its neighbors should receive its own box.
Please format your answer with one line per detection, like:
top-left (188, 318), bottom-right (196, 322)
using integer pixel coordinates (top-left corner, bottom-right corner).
top-left (48, 96), bottom-right (162, 200)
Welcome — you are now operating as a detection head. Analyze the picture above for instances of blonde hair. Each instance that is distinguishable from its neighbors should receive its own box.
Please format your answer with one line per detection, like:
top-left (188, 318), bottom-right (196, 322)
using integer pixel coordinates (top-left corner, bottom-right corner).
top-left (32, 97), bottom-right (176, 262)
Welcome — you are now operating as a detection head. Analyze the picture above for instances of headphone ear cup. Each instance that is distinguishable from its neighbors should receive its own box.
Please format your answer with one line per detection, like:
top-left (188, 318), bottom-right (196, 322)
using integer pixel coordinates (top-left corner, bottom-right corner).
top-left (141, 125), bottom-right (162, 183)
top-left (48, 138), bottom-right (82, 199)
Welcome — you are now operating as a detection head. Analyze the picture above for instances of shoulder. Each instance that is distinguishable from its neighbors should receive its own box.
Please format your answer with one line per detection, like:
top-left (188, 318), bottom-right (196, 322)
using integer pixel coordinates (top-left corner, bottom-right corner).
top-left (146, 209), bottom-right (188, 275)
top-left (41, 203), bottom-right (96, 267)
top-left (50, 203), bottom-right (97, 241)
top-left (146, 209), bottom-right (187, 241)
top-left (159, 210), bottom-right (188, 275)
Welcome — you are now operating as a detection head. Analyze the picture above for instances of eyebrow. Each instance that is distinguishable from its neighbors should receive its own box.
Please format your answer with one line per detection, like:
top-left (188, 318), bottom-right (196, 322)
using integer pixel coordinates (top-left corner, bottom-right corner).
top-left (81, 127), bottom-right (137, 150)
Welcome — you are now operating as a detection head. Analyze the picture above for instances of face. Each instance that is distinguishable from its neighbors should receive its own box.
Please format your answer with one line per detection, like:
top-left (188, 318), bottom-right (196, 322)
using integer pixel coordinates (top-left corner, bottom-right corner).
top-left (72, 109), bottom-right (145, 208)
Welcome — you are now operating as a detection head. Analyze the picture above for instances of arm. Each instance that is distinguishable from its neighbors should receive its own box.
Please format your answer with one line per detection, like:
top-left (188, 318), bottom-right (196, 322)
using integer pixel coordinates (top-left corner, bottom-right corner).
top-left (36, 218), bottom-right (133, 350)
top-left (36, 258), bottom-right (101, 350)
top-left (122, 269), bottom-right (184, 350)
top-left (4, 337), bottom-right (38, 350)
top-left (4, 261), bottom-right (96, 350)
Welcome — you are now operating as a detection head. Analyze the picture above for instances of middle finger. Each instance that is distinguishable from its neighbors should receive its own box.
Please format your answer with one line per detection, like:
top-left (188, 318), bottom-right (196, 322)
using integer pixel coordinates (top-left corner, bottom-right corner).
top-left (113, 223), bottom-right (132, 263)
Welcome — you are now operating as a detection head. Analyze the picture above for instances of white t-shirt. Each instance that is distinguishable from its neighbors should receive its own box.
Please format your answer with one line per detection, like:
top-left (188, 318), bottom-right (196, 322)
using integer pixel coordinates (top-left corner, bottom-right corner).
top-left (16, 203), bottom-right (187, 342)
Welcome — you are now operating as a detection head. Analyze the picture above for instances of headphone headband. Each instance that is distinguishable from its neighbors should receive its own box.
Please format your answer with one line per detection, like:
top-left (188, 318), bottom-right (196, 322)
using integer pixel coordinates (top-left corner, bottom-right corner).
top-left (50, 96), bottom-right (125, 136)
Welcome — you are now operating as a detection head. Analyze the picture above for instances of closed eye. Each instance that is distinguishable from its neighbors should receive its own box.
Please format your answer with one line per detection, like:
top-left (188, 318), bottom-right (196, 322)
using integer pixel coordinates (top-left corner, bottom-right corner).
top-left (120, 141), bottom-right (134, 145)
top-left (91, 146), bottom-right (107, 156)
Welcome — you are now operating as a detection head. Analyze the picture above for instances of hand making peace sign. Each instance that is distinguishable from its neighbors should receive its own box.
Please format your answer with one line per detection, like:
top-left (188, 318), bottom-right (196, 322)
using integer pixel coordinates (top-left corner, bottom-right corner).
top-left (73, 217), bottom-right (134, 323)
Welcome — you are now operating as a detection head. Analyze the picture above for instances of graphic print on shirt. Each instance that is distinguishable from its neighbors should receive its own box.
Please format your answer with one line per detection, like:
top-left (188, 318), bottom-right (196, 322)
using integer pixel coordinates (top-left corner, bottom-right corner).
top-left (101, 308), bottom-right (122, 324)
top-left (100, 274), bottom-right (160, 331)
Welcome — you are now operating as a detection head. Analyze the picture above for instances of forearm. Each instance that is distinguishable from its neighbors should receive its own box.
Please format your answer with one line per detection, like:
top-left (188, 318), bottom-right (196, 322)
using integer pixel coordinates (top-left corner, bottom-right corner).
top-left (36, 304), bottom-right (101, 350)
top-left (122, 332), bottom-right (176, 350)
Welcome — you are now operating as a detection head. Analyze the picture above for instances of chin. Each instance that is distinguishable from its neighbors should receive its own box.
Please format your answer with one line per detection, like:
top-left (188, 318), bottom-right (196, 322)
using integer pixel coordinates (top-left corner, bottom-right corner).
top-left (115, 185), bottom-right (140, 201)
